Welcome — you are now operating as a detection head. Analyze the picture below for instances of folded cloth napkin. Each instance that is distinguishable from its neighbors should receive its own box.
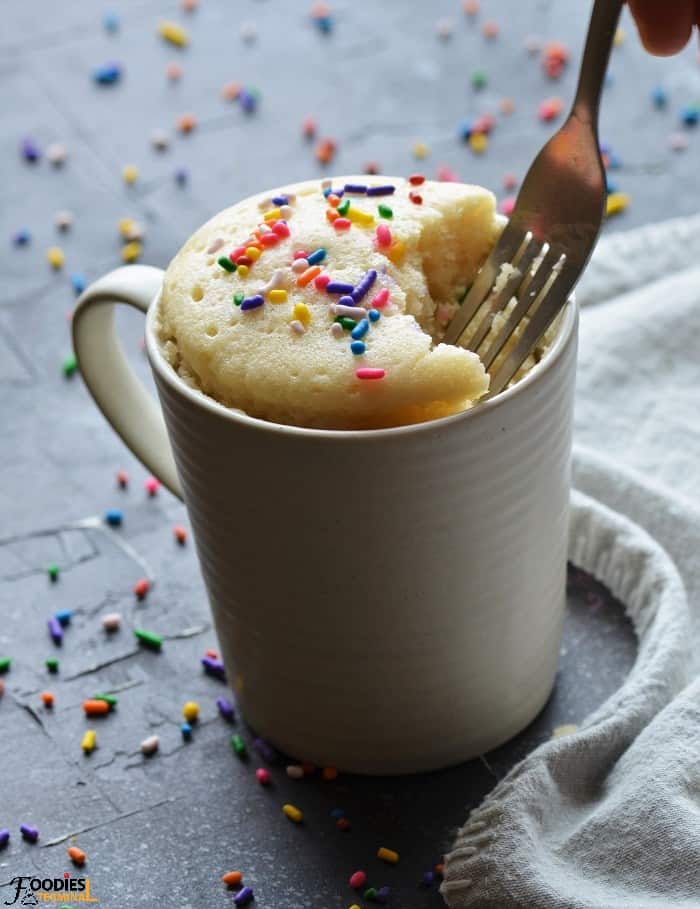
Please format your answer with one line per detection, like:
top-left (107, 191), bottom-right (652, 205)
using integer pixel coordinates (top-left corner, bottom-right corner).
top-left (442, 213), bottom-right (700, 909)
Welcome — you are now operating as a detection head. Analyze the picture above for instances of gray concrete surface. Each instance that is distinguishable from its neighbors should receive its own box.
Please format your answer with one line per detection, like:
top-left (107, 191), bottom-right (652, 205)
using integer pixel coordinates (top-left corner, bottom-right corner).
top-left (2, 0), bottom-right (697, 906)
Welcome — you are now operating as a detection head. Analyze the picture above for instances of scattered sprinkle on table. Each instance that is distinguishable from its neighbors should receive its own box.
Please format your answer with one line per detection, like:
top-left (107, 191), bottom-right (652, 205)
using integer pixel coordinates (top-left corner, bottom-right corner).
top-left (41, 691), bottom-right (54, 708)
top-left (122, 164), bottom-right (139, 184)
top-left (158, 20), bottom-right (189, 47)
top-left (122, 241), bottom-right (142, 263)
top-left (20, 824), bottom-right (39, 843)
top-left (216, 697), bottom-right (235, 722)
top-left (181, 722), bottom-right (193, 739)
top-left (222, 871), bottom-right (243, 887)
top-left (145, 476), bottom-right (161, 496)
top-left (134, 577), bottom-right (150, 599)
top-left (173, 524), bottom-right (187, 544)
top-left (606, 192), bottom-right (629, 216)
top-left (231, 734), bottom-right (247, 757)
top-left (349, 871), bottom-right (367, 889)
top-left (48, 617), bottom-right (63, 645)
top-left (83, 699), bottom-right (110, 716)
top-left (47, 247), bottom-right (65, 269)
top-left (81, 730), bottom-right (97, 753)
top-left (140, 735), bottom-right (159, 755)
top-left (377, 847), bottom-right (399, 864)
top-left (67, 846), bottom-right (86, 866)
top-left (104, 508), bottom-right (123, 526)
top-left (46, 657), bottom-right (59, 673)
top-left (134, 628), bottom-right (162, 650)
top-left (54, 210), bottom-right (73, 231)
top-left (0, 830), bottom-right (9, 848)
top-left (282, 803), bottom-right (303, 823)
top-left (255, 767), bottom-right (271, 785)
top-left (102, 612), bottom-right (121, 632)
top-left (0, 657), bottom-right (11, 673)
top-left (63, 354), bottom-right (78, 378)
top-left (93, 693), bottom-right (118, 708)
top-left (93, 62), bottom-right (122, 85)
top-left (233, 887), bottom-right (254, 906)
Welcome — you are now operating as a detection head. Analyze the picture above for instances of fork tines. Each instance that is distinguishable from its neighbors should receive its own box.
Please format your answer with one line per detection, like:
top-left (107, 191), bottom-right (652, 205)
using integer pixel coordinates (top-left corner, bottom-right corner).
top-left (444, 228), bottom-right (570, 397)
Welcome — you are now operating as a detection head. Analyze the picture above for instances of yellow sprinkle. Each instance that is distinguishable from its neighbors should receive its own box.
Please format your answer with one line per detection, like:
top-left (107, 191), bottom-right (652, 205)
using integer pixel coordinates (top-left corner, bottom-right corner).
top-left (81, 730), bottom-right (97, 753)
top-left (245, 246), bottom-right (261, 261)
top-left (606, 192), bottom-right (629, 217)
top-left (613, 26), bottom-right (625, 46)
top-left (293, 302), bottom-right (311, 328)
top-left (121, 241), bottom-right (142, 263)
top-left (385, 237), bottom-right (405, 265)
top-left (158, 20), bottom-right (189, 47)
top-left (469, 132), bottom-right (488, 154)
top-left (268, 289), bottom-right (288, 304)
top-left (182, 701), bottom-right (199, 723)
top-left (282, 803), bottom-right (303, 823)
top-left (412, 141), bottom-right (429, 159)
top-left (347, 207), bottom-right (375, 228)
top-left (47, 247), bottom-right (64, 269)
top-left (237, 264), bottom-right (250, 278)
top-left (551, 723), bottom-right (578, 739)
top-left (118, 217), bottom-right (135, 238)
top-left (263, 208), bottom-right (282, 222)
top-left (122, 164), bottom-right (139, 184)
top-left (377, 847), bottom-right (399, 864)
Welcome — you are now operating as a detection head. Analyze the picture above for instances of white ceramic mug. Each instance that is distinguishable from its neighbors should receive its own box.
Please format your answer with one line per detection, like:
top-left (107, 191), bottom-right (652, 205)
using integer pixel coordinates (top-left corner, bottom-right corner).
top-left (73, 263), bottom-right (577, 774)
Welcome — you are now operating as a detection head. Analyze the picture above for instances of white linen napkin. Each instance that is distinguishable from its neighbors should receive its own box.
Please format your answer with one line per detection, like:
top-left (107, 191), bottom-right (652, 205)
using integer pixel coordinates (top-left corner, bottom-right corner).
top-left (442, 213), bottom-right (700, 909)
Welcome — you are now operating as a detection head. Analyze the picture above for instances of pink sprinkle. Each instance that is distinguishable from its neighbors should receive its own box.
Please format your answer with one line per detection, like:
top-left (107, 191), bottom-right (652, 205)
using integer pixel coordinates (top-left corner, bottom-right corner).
top-left (230, 245), bottom-right (247, 262)
top-left (356, 368), bottom-right (385, 380)
top-left (372, 288), bottom-right (390, 308)
top-left (538, 97), bottom-right (563, 122)
top-left (436, 164), bottom-right (459, 182)
top-left (259, 233), bottom-right (279, 247)
top-left (145, 476), bottom-right (160, 496)
top-left (293, 250), bottom-right (309, 259)
top-left (205, 648), bottom-right (218, 659)
top-left (349, 871), bottom-right (367, 889)
top-left (255, 768), bottom-right (271, 785)
top-left (302, 115), bottom-right (317, 139)
top-left (272, 221), bottom-right (290, 238)
top-left (314, 273), bottom-right (331, 291)
top-left (333, 217), bottom-right (351, 231)
top-left (375, 224), bottom-right (392, 248)
top-left (499, 195), bottom-right (516, 216)
top-left (473, 113), bottom-right (495, 134)
top-left (502, 173), bottom-right (518, 191)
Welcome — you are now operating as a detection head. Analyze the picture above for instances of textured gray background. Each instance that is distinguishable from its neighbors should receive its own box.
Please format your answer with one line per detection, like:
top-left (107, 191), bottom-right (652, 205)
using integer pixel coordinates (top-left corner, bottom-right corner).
top-left (1, 0), bottom-right (698, 906)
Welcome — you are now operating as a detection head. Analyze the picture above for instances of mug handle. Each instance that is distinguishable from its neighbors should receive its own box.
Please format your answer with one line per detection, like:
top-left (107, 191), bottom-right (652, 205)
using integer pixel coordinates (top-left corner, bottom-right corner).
top-left (71, 265), bottom-right (183, 500)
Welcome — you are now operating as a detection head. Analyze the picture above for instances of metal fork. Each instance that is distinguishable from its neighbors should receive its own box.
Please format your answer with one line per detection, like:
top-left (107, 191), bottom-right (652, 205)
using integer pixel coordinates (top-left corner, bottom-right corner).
top-left (444, 0), bottom-right (623, 397)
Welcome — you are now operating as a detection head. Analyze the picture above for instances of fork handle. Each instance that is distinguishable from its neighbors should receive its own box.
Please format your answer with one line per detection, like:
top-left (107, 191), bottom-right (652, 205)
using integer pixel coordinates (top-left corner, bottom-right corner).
top-left (572, 0), bottom-right (623, 128)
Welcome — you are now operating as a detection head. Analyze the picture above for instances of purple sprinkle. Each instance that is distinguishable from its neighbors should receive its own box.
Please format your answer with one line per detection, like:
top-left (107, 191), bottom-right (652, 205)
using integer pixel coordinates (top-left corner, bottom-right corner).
top-left (241, 294), bottom-right (264, 311)
top-left (174, 167), bottom-right (188, 186)
top-left (253, 737), bottom-right (280, 763)
top-left (0, 830), bottom-right (10, 848)
top-left (216, 696), bottom-right (236, 722)
top-left (377, 885), bottom-right (391, 902)
top-left (271, 195), bottom-right (288, 206)
top-left (351, 269), bottom-right (377, 303)
top-left (326, 282), bottom-right (355, 295)
top-left (344, 183), bottom-right (367, 194)
top-left (337, 295), bottom-right (355, 307)
top-left (21, 138), bottom-right (40, 163)
top-left (12, 229), bottom-right (31, 246)
top-left (366, 185), bottom-right (396, 197)
top-left (20, 824), bottom-right (39, 843)
top-left (201, 655), bottom-right (227, 680)
top-left (48, 616), bottom-right (63, 645)
top-left (239, 90), bottom-right (257, 113)
top-left (421, 871), bottom-right (435, 886)
top-left (233, 886), bottom-right (254, 906)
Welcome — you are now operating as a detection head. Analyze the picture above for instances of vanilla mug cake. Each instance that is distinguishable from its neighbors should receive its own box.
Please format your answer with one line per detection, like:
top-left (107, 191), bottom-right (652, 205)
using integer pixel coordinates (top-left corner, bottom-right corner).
top-left (72, 175), bottom-right (577, 773)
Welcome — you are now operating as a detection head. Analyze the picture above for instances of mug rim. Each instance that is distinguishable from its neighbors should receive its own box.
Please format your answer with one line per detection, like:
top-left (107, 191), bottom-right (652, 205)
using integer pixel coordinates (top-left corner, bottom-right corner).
top-left (145, 291), bottom-right (577, 440)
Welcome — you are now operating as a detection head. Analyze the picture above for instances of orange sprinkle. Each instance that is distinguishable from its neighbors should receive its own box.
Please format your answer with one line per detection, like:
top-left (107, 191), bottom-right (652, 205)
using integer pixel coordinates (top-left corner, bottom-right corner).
top-left (297, 266), bottom-right (321, 287)
top-left (68, 846), bottom-right (86, 866)
top-left (327, 193), bottom-right (341, 208)
top-left (41, 691), bottom-right (54, 708)
top-left (221, 81), bottom-right (241, 101)
top-left (82, 699), bottom-right (110, 716)
top-left (173, 525), bottom-right (187, 544)
top-left (222, 871), bottom-right (243, 887)
top-left (177, 112), bottom-right (197, 133)
top-left (321, 767), bottom-right (338, 781)
top-left (326, 208), bottom-right (339, 223)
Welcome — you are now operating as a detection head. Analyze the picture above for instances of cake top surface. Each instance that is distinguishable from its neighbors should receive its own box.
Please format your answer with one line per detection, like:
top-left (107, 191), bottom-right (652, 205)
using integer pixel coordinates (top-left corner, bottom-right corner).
top-left (159, 175), bottom-right (502, 429)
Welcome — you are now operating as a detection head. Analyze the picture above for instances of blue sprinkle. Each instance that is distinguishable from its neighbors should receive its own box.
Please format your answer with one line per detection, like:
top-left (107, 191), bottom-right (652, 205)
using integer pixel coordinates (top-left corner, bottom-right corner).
top-left (680, 106), bottom-right (699, 127)
top-left (368, 308), bottom-right (380, 322)
top-left (54, 608), bottom-right (73, 627)
top-left (181, 722), bottom-right (193, 740)
top-left (174, 167), bottom-right (189, 186)
top-left (241, 294), bottom-right (264, 311)
top-left (104, 508), bottom-right (123, 527)
top-left (329, 807), bottom-right (345, 819)
top-left (103, 10), bottom-right (120, 31)
top-left (458, 119), bottom-right (473, 141)
top-left (12, 229), bottom-right (31, 246)
top-left (326, 281), bottom-right (355, 295)
top-left (93, 62), bottom-right (122, 85)
top-left (344, 183), bottom-right (367, 194)
top-left (607, 152), bottom-right (622, 170)
top-left (337, 295), bottom-right (355, 307)
top-left (70, 272), bottom-right (86, 295)
top-left (315, 15), bottom-right (333, 33)
top-left (271, 195), bottom-right (288, 206)
top-left (651, 85), bottom-right (668, 109)
top-left (350, 340), bottom-right (366, 355)
top-left (306, 248), bottom-right (326, 266)
top-left (351, 319), bottom-right (369, 340)
top-left (366, 185), bottom-right (395, 197)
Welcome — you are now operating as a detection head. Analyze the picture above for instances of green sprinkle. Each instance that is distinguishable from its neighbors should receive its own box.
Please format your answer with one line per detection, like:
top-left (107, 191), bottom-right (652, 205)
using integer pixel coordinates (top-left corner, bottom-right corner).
top-left (218, 256), bottom-right (236, 273)
top-left (377, 204), bottom-right (393, 219)
top-left (48, 564), bottom-right (60, 582)
top-left (233, 292), bottom-right (244, 306)
top-left (46, 657), bottom-right (59, 673)
top-left (92, 693), bottom-right (118, 707)
top-left (134, 628), bottom-right (162, 650)
top-left (231, 734), bottom-right (247, 757)
top-left (337, 198), bottom-right (350, 216)
top-left (471, 69), bottom-right (488, 90)
top-left (339, 317), bottom-right (356, 331)
top-left (0, 657), bottom-right (11, 673)
top-left (62, 354), bottom-right (78, 378)
top-left (364, 888), bottom-right (378, 901)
